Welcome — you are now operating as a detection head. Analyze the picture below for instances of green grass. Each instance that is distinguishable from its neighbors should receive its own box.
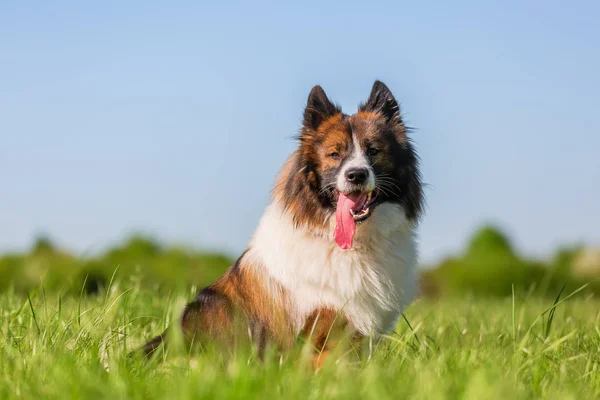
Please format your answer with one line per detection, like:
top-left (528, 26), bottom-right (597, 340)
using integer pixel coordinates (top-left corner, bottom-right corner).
top-left (2, 279), bottom-right (599, 399)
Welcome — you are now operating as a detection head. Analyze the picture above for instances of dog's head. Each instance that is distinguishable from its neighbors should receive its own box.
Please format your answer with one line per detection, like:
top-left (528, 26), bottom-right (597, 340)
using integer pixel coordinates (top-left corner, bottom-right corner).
top-left (276, 81), bottom-right (423, 249)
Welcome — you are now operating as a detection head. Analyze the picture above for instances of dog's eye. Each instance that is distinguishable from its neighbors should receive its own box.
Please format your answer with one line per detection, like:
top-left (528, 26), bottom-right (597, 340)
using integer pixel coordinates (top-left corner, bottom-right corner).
top-left (329, 152), bottom-right (340, 160)
top-left (367, 148), bottom-right (380, 156)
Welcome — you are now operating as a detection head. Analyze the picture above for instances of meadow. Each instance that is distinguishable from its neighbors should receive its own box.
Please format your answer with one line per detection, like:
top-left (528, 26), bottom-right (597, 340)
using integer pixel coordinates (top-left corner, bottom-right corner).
top-left (2, 275), bottom-right (599, 400)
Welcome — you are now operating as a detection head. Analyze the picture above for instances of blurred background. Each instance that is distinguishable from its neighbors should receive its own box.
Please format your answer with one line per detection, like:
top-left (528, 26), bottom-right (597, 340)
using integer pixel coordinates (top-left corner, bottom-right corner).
top-left (1, 1), bottom-right (599, 297)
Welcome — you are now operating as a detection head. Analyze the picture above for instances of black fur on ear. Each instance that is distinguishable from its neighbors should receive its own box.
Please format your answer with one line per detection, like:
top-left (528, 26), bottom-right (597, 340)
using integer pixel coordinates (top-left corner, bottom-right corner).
top-left (360, 80), bottom-right (402, 124)
top-left (302, 85), bottom-right (341, 131)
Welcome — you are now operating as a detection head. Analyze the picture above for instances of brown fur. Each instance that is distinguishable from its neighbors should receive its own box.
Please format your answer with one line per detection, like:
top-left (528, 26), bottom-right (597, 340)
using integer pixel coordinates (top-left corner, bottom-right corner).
top-left (210, 256), bottom-right (295, 349)
top-left (139, 252), bottom-right (296, 358)
top-left (300, 308), bottom-right (363, 369)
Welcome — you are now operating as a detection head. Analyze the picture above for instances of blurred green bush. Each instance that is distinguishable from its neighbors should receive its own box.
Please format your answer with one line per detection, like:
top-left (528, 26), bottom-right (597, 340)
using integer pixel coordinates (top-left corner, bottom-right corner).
top-left (0, 235), bottom-right (233, 294)
top-left (420, 224), bottom-right (599, 297)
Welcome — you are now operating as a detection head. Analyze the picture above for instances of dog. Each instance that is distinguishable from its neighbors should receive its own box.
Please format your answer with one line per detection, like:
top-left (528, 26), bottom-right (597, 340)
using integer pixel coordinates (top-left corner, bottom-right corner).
top-left (137, 81), bottom-right (424, 367)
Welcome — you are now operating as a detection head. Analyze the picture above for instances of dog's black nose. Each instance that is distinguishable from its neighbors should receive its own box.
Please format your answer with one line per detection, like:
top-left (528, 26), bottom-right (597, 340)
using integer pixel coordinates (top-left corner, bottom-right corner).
top-left (345, 167), bottom-right (368, 184)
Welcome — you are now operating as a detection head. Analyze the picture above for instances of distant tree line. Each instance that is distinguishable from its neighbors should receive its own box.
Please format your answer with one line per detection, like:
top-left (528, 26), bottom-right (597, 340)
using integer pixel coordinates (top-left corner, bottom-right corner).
top-left (420, 225), bottom-right (598, 297)
top-left (0, 235), bottom-right (232, 294)
top-left (1, 226), bottom-right (598, 297)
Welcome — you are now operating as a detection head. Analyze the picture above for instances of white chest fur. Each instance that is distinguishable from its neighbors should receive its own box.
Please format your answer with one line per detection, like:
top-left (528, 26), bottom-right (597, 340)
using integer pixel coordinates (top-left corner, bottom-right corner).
top-left (247, 201), bottom-right (419, 335)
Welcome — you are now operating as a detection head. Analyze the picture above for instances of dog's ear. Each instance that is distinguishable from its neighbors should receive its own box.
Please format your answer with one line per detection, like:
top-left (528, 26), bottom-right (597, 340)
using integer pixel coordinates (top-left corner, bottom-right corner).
top-left (360, 80), bottom-right (402, 125)
top-left (302, 85), bottom-right (340, 131)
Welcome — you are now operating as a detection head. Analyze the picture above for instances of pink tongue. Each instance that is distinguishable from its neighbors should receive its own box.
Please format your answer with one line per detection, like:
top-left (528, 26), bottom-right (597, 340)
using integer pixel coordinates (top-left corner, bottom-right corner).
top-left (334, 192), bottom-right (366, 249)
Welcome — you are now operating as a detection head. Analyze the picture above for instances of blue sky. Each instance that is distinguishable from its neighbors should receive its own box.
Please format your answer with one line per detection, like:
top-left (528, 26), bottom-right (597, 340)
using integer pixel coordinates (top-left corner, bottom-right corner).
top-left (1, 1), bottom-right (599, 264)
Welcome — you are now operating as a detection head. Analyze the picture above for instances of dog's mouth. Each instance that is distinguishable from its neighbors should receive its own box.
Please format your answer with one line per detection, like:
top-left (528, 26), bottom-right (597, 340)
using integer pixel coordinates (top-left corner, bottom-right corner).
top-left (348, 191), bottom-right (379, 223)
top-left (333, 190), bottom-right (379, 250)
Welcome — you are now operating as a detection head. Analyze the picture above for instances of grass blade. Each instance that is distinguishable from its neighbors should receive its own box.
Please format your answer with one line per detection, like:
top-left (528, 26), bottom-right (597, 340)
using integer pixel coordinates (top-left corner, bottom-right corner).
top-left (402, 313), bottom-right (422, 347)
top-left (105, 265), bottom-right (120, 304)
top-left (78, 274), bottom-right (89, 328)
top-left (512, 284), bottom-right (516, 347)
top-left (27, 292), bottom-right (41, 335)
top-left (544, 284), bottom-right (566, 339)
